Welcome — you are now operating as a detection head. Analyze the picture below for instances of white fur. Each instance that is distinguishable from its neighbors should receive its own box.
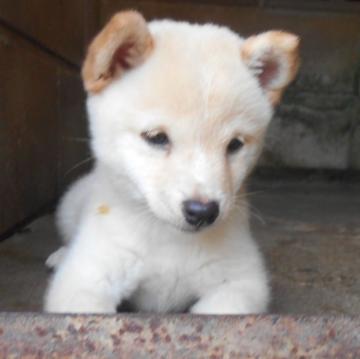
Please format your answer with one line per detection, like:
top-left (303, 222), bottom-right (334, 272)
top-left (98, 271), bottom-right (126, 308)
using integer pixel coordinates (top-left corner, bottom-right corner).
top-left (44, 19), bottom-right (279, 314)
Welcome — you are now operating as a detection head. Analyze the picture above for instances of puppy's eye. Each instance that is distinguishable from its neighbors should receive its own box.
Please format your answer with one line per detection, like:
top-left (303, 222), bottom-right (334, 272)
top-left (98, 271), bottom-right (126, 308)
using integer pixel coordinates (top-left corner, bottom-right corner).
top-left (141, 131), bottom-right (170, 147)
top-left (227, 138), bottom-right (244, 154)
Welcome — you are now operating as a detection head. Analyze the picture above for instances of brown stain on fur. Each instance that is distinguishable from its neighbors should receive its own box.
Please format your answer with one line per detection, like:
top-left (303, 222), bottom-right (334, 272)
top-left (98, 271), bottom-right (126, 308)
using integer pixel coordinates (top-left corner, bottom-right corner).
top-left (97, 205), bottom-right (110, 215)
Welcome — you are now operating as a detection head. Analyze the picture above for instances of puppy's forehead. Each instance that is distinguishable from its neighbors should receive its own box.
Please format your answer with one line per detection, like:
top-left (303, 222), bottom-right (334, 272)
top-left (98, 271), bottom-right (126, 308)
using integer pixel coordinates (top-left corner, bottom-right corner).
top-left (107, 21), bottom-right (272, 128)
top-left (146, 22), bottom-right (252, 105)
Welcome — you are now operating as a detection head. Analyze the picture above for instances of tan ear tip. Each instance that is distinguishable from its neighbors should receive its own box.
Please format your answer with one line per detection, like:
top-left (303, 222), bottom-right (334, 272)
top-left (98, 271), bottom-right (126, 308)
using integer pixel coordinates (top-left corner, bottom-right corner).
top-left (81, 75), bottom-right (96, 94)
top-left (288, 33), bottom-right (301, 50)
top-left (83, 78), bottom-right (108, 94)
top-left (264, 30), bottom-right (300, 52)
top-left (110, 10), bottom-right (147, 26)
top-left (282, 32), bottom-right (301, 52)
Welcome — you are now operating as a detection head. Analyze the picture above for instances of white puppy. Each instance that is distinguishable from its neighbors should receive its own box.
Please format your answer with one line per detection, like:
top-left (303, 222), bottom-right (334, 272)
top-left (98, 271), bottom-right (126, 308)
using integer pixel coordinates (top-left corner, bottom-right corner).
top-left (45, 11), bottom-right (299, 314)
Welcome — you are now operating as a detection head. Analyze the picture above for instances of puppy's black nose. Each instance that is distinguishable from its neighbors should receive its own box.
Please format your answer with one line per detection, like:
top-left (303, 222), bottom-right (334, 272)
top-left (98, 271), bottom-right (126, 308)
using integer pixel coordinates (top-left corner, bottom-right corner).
top-left (183, 200), bottom-right (219, 228)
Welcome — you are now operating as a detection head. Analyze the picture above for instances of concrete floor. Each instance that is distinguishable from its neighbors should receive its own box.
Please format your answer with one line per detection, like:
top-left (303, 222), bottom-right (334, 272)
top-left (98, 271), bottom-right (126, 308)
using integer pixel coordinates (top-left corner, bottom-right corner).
top-left (0, 179), bottom-right (359, 314)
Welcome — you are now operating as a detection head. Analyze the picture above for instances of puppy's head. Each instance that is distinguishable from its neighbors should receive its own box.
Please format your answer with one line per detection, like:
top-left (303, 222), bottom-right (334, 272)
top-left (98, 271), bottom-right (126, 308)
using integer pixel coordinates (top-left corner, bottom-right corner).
top-left (83, 11), bottom-right (299, 231)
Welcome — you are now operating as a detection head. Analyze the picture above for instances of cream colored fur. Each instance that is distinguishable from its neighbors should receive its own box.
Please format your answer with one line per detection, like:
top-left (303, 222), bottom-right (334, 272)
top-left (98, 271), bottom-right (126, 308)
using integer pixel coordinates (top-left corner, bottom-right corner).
top-left (44, 12), bottom-right (299, 314)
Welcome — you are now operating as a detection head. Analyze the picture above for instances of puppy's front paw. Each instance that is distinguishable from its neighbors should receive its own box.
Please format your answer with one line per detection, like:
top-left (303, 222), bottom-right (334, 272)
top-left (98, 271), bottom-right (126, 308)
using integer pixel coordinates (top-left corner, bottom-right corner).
top-left (190, 282), bottom-right (268, 314)
top-left (45, 247), bottom-right (67, 269)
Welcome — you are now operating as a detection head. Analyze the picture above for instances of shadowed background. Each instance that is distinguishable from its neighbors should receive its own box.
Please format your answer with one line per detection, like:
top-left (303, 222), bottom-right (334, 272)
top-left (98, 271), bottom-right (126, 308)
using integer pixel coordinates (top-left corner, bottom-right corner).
top-left (1, 0), bottom-right (359, 236)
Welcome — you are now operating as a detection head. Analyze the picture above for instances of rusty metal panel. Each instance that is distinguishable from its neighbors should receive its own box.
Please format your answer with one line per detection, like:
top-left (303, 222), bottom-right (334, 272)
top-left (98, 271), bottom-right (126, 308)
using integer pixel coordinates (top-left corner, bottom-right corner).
top-left (0, 313), bottom-right (359, 358)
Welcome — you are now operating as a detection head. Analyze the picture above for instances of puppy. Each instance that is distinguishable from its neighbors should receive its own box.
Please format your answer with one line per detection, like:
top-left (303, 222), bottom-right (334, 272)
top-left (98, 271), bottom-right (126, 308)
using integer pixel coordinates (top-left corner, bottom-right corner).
top-left (45, 11), bottom-right (299, 314)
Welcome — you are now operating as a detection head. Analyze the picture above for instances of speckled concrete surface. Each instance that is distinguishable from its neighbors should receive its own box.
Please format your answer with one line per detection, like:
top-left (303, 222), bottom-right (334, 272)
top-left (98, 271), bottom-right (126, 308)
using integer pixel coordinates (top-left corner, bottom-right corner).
top-left (251, 181), bottom-right (360, 315)
top-left (0, 180), bottom-right (359, 314)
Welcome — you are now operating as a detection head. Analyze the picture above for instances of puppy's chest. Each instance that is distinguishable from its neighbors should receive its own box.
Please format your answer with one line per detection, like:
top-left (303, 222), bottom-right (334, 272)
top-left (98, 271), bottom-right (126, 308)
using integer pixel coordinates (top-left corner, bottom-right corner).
top-left (130, 242), bottom-right (208, 312)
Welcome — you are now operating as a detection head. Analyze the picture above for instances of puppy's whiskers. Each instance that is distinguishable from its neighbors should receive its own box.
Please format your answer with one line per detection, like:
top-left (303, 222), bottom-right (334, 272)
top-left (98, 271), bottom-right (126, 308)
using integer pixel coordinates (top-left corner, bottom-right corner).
top-left (64, 156), bottom-right (93, 177)
top-left (233, 193), bottom-right (266, 225)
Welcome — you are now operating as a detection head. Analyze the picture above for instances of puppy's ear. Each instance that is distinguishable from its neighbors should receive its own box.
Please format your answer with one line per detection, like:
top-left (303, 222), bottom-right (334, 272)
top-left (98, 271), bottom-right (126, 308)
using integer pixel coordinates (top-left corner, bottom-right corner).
top-left (82, 11), bottom-right (153, 93)
top-left (241, 31), bottom-right (300, 105)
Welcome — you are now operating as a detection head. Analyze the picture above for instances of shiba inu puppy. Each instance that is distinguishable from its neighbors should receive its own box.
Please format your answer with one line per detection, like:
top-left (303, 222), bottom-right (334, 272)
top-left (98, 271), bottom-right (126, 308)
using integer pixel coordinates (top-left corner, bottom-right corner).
top-left (45, 11), bottom-right (299, 314)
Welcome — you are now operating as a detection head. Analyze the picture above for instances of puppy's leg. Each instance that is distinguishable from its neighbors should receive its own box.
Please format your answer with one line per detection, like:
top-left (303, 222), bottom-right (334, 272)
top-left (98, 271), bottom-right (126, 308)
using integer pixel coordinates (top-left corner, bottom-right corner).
top-left (56, 175), bottom-right (94, 243)
top-left (45, 246), bottom-right (67, 269)
top-left (45, 250), bottom-right (142, 313)
top-left (46, 175), bottom-right (93, 268)
top-left (190, 279), bottom-right (269, 315)
top-left (44, 228), bottom-right (143, 313)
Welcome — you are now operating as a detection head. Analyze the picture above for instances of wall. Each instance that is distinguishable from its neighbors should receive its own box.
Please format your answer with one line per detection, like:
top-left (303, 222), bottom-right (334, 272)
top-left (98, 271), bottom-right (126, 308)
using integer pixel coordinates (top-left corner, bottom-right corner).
top-left (0, 0), bottom-right (97, 235)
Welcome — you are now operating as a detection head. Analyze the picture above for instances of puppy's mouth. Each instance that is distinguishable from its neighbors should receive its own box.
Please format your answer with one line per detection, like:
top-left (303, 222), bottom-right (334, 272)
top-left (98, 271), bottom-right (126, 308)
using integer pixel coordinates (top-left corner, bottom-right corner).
top-left (183, 222), bottom-right (215, 233)
top-left (151, 210), bottom-right (219, 234)
top-left (176, 218), bottom-right (220, 233)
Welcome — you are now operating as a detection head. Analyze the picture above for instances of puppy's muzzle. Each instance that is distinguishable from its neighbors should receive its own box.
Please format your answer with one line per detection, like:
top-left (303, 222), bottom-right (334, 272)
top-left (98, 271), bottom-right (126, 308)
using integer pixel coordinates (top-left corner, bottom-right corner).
top-left (182, 200), bottom-right (219, 229)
